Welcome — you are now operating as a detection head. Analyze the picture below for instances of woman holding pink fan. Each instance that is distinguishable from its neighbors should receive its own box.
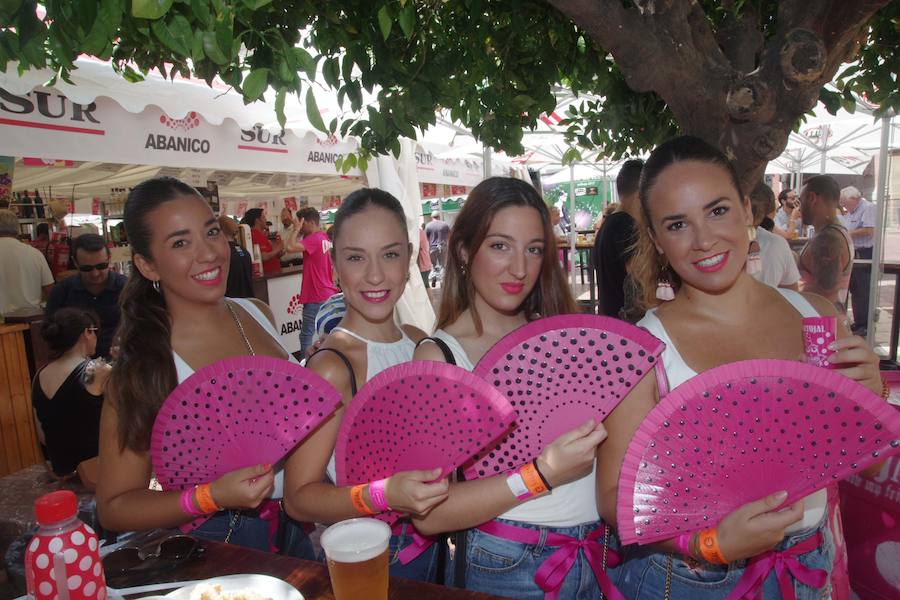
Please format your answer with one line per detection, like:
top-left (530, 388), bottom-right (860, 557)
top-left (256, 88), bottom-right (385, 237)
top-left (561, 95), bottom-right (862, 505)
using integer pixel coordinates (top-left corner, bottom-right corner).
top-left (97, 177), bottom-right (314, 557)
top-left (412, 176), bottom-right (611, 599)
top-left (282, 189), bottom-right (451, 582)
top-left (599, 136), bottom-right (882, 598)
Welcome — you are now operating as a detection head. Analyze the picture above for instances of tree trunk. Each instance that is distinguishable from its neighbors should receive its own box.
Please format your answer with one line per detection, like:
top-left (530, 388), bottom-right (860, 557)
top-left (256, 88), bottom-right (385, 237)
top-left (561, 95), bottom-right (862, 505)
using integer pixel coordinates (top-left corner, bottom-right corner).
top-left (544, 0), bottom-right (889, 193)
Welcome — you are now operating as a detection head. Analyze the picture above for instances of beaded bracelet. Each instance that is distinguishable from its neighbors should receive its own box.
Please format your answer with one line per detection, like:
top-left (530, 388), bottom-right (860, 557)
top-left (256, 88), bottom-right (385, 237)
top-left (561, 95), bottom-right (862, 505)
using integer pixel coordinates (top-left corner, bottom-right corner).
top-left (881, 377), bottom-right (891, 402)
top-left (350, 484), bottom-right (376, 515)
top-left (698, 528), bottom-right (728, 564)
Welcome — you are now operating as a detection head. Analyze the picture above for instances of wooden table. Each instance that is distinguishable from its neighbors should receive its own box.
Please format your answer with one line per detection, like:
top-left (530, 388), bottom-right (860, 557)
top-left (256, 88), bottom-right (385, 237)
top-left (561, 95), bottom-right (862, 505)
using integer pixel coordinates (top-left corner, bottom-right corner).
top-left (560, 243), bottom-right (596, 310)
top-left (0, 323), bottom-right (43, 477)
top-left (106, 538), bottom-right (505, 600)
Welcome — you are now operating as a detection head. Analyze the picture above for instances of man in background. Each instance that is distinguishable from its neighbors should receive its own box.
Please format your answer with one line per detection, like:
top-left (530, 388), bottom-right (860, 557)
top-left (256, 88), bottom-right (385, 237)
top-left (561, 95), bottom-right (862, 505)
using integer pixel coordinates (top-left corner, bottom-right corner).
top-left (219, 216), bottom-right (254, 298)
top-left (592, 159), bottom-right (643, 319)
top-left (774, 189), bottom-right (801, 239)
top-left (241, 208), bottom-right (283, 274)
top-left (286, 207), bottom-right (338, 355)
top-left (0, 209), bottom-right (54, 315)
top-left (46, 233), bottom-right (126, 359)
top-left (748, 182), bottom-right (800, 290)
top-left (425, 210), bottom-right (450, 284)
top-left (841, 186), bottom-right (876, 336)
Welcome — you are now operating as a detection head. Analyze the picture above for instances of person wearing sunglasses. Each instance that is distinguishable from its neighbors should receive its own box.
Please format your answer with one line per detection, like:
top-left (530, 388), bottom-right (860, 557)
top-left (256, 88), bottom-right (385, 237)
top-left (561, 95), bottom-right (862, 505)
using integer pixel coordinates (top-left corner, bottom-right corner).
top-left (32, 307), bottom-right (109, 477)
top-left (46, 233), bottom-right (126, 359)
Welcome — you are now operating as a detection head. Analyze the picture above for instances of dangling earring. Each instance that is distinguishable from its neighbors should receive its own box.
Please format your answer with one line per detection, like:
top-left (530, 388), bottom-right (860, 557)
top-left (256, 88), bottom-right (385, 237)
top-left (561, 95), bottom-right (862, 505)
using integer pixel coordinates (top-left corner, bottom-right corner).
top-left (655, 263), bottom-right (675, 301)
top-left (460, 263), bottom-right (468, 278)
top-left (746, 226), bottom-right (762, 275)
top-left (152, 280), bottom-right (161, 293)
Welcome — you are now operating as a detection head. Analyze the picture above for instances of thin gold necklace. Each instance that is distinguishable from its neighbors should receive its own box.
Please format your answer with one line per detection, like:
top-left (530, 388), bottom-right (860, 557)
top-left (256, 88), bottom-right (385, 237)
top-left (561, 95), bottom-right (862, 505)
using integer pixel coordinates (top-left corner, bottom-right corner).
top-left (225, 301), bottom-right (255, 355)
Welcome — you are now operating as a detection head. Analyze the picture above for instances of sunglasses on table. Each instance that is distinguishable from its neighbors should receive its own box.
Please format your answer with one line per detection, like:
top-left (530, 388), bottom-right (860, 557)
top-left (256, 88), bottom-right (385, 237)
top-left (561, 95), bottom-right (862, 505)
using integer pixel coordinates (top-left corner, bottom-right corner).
top-left (77, 262), bottom-right (110, 272)
top-left (102, 535), bottom-right (204, 574)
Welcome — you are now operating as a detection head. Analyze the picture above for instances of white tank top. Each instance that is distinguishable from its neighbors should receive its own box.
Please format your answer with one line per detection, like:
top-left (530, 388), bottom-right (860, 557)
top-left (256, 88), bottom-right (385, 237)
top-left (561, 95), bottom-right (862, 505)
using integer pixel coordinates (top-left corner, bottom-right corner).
top-left (638, 288), bottom-right (827, 533)
top-left (170, 297), bottom-right (297, 499)
top-left (426, 329), bottom-right (600, 527)
top-left (325, 326), bottom-right (417, 482)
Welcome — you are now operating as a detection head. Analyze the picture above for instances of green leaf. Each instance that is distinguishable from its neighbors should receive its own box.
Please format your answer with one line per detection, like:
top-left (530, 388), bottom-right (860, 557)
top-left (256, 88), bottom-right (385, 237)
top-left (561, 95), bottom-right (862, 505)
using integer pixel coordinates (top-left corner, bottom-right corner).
top-left (190, 0), bottom-right (211, 27)
top-left (335, 155), bottom-right (344, 172)
top-left (82, 0), bottom-right (125, 55)
top-left (398, 5), bottom-right (415, 39)
top-left (342, 153), bottom-right (357, 173)
top-left (132, 0), bottom-right (174, 19)
top-left (191, 29), bottom-right (205, 62)
top-left (367, 106), bottom-right (386, 136)
top-left (275, 88), bottom-right (286, 128)
top-left (293, 47), bottom-right (316, 79)
top-left (305, 87), bottom-right (328, 133)
top-left (377, 6), bottom-right (392, 40)
top-left (242, 68), bottom-right (269, 101)
top-left (240, 0), bottom-right (273, 9)
top-left (151, 19), bottom-right (189, 56)
top-left (322, 56), bottom-right (340, 88)
top-left (0, 0), bottom-right (23, 23)
top-left (202, 31), bottom-right (227, 63)
top-left (328, 117), bottom-right (338, 135)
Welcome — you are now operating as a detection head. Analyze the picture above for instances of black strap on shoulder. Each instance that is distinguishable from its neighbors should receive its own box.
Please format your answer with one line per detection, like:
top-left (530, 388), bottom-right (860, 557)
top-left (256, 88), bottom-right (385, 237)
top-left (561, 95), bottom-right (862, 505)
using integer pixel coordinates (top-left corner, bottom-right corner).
top-left (416, 336), bottom-right (456, 366)
top-left (451, 465), bottom-right (468, 588)
top-left (310, 347), bottom-right (357, 396)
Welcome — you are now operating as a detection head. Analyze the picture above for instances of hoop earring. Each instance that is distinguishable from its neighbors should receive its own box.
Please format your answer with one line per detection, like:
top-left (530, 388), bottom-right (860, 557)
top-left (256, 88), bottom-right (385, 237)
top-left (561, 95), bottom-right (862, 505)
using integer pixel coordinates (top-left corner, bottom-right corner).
top-left (655, 263), bottom-right (675, 302)
top-left (746, 226), bottom-right (762, 275)
top-left (152, 280), bottom-right (161, 293)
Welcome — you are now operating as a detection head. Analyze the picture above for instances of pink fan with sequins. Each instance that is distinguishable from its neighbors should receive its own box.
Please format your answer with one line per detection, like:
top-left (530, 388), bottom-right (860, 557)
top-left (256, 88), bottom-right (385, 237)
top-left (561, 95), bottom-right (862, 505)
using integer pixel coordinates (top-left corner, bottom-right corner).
top-left (335, 360), bottom-right (516, 487)
top-left (151, 355), bottom-right (343, 491)
top-left (617, 359), bottom-right (900, 545)
top-left (465, 314), bottom-right (666, 480)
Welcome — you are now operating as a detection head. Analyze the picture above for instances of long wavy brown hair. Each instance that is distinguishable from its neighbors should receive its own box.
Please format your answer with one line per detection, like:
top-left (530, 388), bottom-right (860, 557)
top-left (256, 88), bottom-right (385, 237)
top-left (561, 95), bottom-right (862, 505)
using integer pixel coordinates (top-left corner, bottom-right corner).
top-left (107, 177), bottom-right (204, 452)
top-left (436, 177), bottom-right (576, 333)
top-left (631, 136), bottom-right (744, 311)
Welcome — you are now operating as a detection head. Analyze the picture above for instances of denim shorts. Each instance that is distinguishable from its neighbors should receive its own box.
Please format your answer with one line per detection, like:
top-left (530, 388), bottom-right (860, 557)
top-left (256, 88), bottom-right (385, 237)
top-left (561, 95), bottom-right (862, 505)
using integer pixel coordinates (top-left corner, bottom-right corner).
top-left (611, 516), bottom-right (834, 600)
top-left (387, 522), bottom-right (440, 583)
top-left (460, 518), bottom-right (608, 600)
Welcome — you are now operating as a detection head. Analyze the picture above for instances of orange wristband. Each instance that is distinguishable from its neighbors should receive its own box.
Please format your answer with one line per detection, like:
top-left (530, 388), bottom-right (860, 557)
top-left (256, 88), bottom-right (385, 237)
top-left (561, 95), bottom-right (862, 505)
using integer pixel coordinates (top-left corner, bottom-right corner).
top-left (698, 528), bottom-right (728, 564)
top-left (519, 462), bottom-right (549, 497)
top-left (350, 484), bottom-right (376, 515)
top-left (194, 483), bottom-right (221, 514)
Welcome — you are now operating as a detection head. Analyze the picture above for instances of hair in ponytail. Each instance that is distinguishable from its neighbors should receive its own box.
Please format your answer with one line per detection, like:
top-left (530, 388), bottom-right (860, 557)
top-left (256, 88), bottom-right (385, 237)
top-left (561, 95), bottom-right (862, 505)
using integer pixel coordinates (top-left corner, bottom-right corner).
top-left (41, 308), bottom-right (100, 360)
top-left (108, 177), bottom-right (203, 452)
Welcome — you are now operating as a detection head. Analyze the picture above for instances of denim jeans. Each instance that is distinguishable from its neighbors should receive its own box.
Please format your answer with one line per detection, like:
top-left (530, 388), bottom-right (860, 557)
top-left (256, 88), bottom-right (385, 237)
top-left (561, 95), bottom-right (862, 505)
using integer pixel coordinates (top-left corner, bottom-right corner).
top-left (192, 510), bottom-right (315, 560)
top-left (459, 519), bottom-right (607, 600)
top-left (611, 517), bottom-right (833, 600)
top-left (388, 522), bottom-right (441, 583)
top-left (299, 302), bottom-right (322, 356)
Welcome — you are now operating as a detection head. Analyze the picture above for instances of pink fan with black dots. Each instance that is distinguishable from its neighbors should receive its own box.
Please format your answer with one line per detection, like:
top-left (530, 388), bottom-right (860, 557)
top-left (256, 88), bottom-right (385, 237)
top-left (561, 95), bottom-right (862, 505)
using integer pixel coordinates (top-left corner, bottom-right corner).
top-left (151, 355), bottom-right (343, 491)
top-left (465, 314), bottom-right (666, 480)
top-left (335, 360), bottom-right (515, 489)
top-left (617, 359), bottom-right (900, 546)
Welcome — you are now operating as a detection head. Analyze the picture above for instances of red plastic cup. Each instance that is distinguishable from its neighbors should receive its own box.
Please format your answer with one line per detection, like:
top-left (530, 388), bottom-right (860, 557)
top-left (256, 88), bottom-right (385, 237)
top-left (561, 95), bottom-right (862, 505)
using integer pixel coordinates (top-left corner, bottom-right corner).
top-left (802, 316), bottom-right (837, 368)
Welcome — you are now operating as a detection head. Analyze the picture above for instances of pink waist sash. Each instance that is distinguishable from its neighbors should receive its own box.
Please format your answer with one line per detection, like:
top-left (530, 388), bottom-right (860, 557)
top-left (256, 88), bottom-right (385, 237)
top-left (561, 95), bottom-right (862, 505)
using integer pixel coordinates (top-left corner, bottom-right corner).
top-left (476, 520), bottom-right (624, 600)
top-left (725, 531), bottom-right (827, 600)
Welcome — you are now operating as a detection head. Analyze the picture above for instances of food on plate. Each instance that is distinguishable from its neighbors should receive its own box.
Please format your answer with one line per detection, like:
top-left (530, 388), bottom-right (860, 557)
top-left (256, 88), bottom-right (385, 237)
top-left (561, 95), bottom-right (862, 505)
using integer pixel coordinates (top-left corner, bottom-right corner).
top-left (189, 583), bottom-right (271, 600)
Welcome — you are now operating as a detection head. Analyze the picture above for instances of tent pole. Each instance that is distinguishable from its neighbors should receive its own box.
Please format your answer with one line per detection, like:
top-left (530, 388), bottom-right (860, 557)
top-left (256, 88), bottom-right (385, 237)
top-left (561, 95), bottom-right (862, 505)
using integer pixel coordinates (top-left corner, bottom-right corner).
top-left (569, 164), bottom-right (576, 289)
top-left (866, 113), bottom-right (893, 348)
top-left (819, 125), bottom-right (829, 174)
top-left (483, 146), bottom-right (492, 178)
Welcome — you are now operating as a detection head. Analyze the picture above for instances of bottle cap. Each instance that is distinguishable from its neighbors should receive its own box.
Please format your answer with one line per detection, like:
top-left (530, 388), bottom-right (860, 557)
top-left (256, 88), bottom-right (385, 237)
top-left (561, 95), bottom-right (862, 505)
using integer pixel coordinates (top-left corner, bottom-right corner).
top-left (34, 491), bottom-right (78, 525)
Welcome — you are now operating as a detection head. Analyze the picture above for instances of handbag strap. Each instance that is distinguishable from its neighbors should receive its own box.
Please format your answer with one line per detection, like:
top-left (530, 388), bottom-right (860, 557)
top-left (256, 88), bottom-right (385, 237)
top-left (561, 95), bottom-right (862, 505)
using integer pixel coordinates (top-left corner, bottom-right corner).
top-left (310, 347), bottom-right (357, 396)
top-left (415, 336), bottom-right (457, 366)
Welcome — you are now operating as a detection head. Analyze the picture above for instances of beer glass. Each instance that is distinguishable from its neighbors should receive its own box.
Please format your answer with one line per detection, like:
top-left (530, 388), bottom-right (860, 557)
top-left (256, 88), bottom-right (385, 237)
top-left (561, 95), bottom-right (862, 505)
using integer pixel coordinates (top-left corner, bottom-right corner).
top-left (321, 518), bottom-right (390, 600)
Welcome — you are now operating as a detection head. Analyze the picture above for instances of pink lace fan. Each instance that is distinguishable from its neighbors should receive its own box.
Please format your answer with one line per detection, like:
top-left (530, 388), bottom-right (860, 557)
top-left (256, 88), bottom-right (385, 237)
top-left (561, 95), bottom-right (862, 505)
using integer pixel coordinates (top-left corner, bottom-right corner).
top-left (466, 314), bottom-right (665, 480)
top-left (151, 355), bottom-right (343, 490)
top-left (617, 359), bottom-right (900, 546)
top-left (335, 360), bottom-right (515, 488)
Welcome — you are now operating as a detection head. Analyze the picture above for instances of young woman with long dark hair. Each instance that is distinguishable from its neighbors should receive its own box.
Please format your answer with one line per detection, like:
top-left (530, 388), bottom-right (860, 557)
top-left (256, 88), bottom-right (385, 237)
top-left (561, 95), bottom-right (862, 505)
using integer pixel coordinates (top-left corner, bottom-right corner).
top-left (283, 189), bottom-right (450, 582)
top-left (600, 136), bottom-right (881, 598)
top-left (97, 177), bottom-right (313, 556)
top-left (412, 176), bottom-right (609, 599)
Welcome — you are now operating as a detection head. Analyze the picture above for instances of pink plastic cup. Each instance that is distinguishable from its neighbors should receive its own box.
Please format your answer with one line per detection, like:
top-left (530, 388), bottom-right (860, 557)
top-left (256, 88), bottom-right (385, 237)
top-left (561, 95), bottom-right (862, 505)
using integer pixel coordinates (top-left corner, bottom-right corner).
top-left (802, 316), bottom-right (837, 368)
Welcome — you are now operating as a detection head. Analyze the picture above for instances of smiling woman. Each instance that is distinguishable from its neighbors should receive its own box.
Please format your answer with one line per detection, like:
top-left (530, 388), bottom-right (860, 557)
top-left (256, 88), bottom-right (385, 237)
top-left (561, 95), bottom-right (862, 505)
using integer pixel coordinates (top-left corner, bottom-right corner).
top-left (96, 177), bottom-right (314, 558)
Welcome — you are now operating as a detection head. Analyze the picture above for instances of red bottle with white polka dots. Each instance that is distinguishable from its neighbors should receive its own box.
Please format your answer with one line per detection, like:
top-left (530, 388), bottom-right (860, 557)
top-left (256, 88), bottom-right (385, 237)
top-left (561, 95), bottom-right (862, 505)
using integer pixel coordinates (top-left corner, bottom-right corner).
top-left (25, 491), bottom-right (106, 600)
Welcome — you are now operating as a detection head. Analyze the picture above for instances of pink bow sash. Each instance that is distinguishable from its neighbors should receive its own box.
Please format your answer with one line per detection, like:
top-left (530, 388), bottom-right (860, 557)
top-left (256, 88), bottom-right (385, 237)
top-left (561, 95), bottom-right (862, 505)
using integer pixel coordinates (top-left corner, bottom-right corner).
top-left (725, 532), bottom-right (827, 600)
top-left (390, 522), bottom-right (438, 565)
top-left (258, 500), bottom-right (281, 553)
top-left (477, 520), bottom-right (625, 600)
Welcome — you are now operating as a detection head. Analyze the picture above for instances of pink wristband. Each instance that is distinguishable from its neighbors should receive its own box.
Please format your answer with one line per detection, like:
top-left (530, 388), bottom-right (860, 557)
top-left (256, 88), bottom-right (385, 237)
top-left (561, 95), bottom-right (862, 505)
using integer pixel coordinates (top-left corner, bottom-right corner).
top-left (674, 532), bottom-right (692, 558)
top-left (368, 479), bottom-right (391, 512)
top-left (180, 487), bottom-right (203, 516)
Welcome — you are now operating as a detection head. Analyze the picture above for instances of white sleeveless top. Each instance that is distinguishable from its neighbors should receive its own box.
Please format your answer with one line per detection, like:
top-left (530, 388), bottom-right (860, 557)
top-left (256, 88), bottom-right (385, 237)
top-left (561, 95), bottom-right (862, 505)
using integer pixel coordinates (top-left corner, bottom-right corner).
top-left (324, 326), bottom-right (417, 482)
top-left (171, 297), bottom-right (296, 499)
top-left (638, 288), bottom-right (827, 533)
top-left (426, 329), bottom-right (600, 528)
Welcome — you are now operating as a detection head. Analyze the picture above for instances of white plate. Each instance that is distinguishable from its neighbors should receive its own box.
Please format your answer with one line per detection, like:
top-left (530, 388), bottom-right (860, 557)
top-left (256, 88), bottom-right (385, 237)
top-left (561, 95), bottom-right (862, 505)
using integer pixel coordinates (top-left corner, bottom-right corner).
top-left (164, 574), bottom-right (303, 600)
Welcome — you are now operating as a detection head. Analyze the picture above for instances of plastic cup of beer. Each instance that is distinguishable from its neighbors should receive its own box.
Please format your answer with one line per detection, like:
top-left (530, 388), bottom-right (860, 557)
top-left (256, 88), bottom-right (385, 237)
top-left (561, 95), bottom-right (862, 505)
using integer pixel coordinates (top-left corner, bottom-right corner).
top-left (321, 517), bottom-right (391, 600)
